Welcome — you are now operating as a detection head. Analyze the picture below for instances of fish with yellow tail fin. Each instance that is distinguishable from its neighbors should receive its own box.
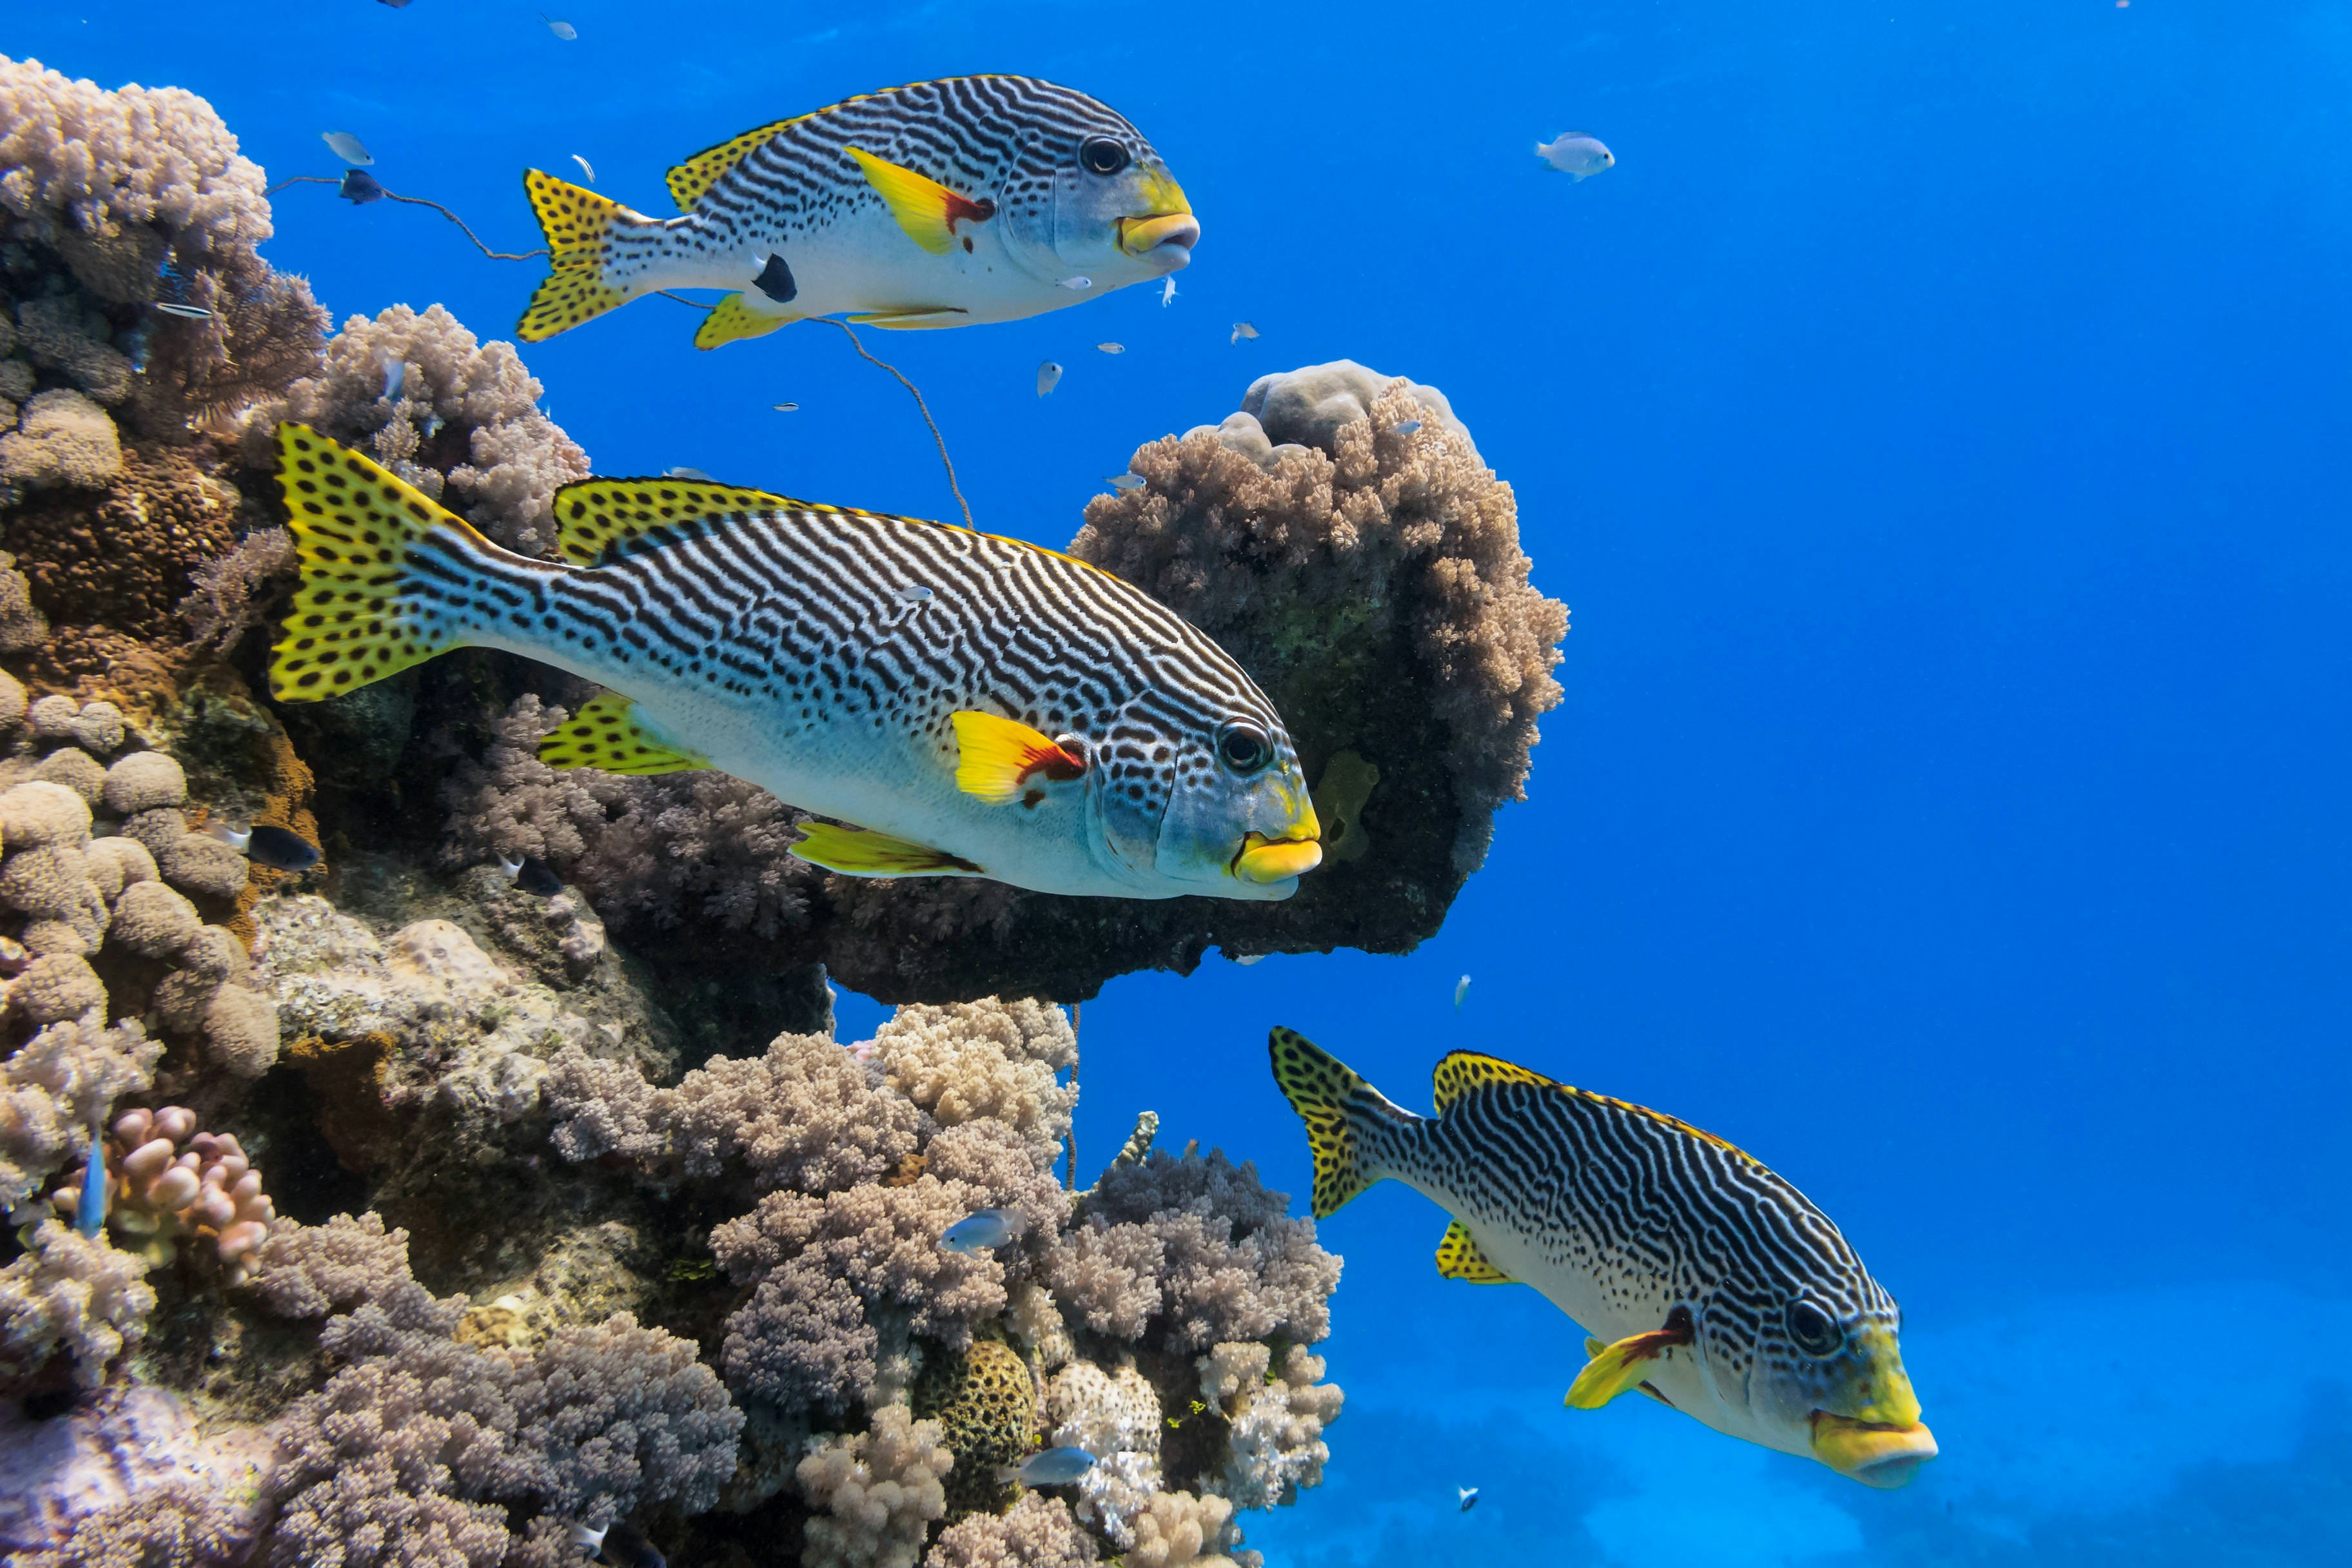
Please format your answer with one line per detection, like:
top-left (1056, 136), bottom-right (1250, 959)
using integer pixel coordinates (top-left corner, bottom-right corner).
top-left (515, 76), bottom-right (1197, 350)
top-left (268, 426), bottom-right (1318, 900)
top-left (1266, 1029), bottom-right (1936, 1488)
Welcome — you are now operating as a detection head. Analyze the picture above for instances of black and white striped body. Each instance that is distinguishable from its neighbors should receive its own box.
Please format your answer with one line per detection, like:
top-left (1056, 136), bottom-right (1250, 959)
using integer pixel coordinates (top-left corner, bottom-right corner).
top-left (410, 500), bottom-right (1302, 898)
top-left (1356, 1075), bottom-right (1902, 1460)
top-left (604, 77), bottom-right (1189, 326)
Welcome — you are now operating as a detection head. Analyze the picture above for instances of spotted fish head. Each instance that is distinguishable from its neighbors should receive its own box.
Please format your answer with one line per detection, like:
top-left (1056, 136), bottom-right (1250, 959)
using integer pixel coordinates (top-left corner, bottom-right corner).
top-left (1081, 705), bottom-right (1320, 901)
top-left (1734, 1286), bottom-right (1936, 1488)
top-left (997, 97), bottom-right (1197, 288)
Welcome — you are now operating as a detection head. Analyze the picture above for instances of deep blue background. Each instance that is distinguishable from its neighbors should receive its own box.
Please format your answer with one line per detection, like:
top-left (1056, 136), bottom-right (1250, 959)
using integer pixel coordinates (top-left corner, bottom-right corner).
top-left (14, 3), bottom-right (2351, 1561)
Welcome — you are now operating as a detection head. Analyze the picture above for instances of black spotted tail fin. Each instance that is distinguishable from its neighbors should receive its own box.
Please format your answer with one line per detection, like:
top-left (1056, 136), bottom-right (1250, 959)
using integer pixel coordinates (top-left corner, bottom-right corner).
top-left (1268, 1027), bottom-right (1418, 1218)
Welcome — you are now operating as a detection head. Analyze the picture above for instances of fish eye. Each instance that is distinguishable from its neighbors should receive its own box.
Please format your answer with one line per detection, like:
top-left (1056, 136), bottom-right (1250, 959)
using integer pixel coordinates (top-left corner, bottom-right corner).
top-left (1787, 1299), bottom-right (1844, 1358)
top-left (1079, 136), bottom-right (1130, 177)
top-left (1217, 722), bottom-right (1273, 774)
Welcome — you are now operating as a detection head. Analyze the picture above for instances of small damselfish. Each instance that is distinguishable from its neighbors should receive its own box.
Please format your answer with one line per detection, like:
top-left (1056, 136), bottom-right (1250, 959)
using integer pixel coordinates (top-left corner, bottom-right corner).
top-left (516, 75), bottom-right (1197, 350)
top-left (266, 427), bottom-right (1320, 900)
top-left (1266, 1029), bottom-right (1936, 1487)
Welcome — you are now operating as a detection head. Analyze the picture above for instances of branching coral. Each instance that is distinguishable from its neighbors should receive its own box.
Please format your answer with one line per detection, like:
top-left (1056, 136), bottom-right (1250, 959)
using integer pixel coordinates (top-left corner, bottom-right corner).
top-left (924, 1493), bottom-right (1101, 1568)
top-left (872, 998), bottom-right (1077, 1156)
top-left (796, 1402), bottom-right (957, 1568)
top-left (0, 387), bottom-right (120, 487)
top-left (48, 1104), bottom-right (277, 1282)
top-left (1045, 1148), bottom-right (1338, 1353)
top-left (1044, 1360), bottom-right (1164, 1548)
top-left (1198, 1344), bottom-right (1342, 1510)
top-left (441, 694), bottom-right (818, 939)
top-left (544, 1026), bottom-right (920, 1193)
top-left (0, 1220), bottom-right (155, 1396)
top-left (239, 304), bottom-right (587, 556)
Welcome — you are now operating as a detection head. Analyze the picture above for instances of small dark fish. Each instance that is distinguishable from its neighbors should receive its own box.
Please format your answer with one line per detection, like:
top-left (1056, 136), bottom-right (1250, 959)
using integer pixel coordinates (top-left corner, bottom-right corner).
top-left (1015, 1447), bottom-right (1097, 1485)
top-left (152, 302), bottom-right (214, 321)
top-left (340, 170), bottom-right (386, 204)
top-left (499, 854), bottom-right (566, 897)
top-left (1459, 1485), bottom-right (1479, 1512)
top-left (247, 825), bottom-right (322, 872)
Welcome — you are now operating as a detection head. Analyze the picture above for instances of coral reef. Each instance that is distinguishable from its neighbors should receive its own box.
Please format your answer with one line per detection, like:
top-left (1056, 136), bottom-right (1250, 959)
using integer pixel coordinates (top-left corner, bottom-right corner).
top-left (0, 63), bottom-right (1416, 1568)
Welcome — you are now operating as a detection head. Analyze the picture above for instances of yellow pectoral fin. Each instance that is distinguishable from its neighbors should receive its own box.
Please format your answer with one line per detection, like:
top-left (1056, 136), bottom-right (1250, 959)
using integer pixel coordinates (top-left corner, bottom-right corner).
top-left (950, 711), bottom-right (1085, 805)
top-left (538, 692), bottom-right (708, 775)
top-left (845, 146), bottom-right (996, 255)
top-left (789, 821), bottom-right (983, 877)
top-left (694, 292), bottom-right (797, 351)
top-left (1435, 1220), bottom-right (1515, 1284)
top-left (1583, 1339), bottom-right (1674, 1407)
top-left (1565, 1309), bottom-right (1696, 1411)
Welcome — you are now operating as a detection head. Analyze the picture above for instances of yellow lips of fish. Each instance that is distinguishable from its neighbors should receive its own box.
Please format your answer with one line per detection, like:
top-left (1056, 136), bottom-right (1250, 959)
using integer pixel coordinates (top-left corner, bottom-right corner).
top-left (1810, 1412), bottom-right (1939, 1489)
top-left (1119, 168), bottom-right (1198, 257)
top-left (1808, 1327), bottom-right (1935, 1487)
top-left (1233, 795), bottom-right (1322, 884)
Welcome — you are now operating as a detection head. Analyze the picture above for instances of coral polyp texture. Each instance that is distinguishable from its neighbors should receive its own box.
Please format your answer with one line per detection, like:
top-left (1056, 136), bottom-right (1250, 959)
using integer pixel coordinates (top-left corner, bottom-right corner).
top-left (0, 63), bottom-right (1413, 1567)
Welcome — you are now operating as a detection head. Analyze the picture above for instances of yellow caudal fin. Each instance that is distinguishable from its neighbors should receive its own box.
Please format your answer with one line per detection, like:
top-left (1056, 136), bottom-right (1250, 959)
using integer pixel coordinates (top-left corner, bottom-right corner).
top-left (950, 711), bottom-right (1085, 805)
top-left (1435, 1220), bottom-right (1516, 1284)
top-left (538, 691), bottom-right (707, 775)
top-left (845, 146), bottom-right (997, 255)
top-left (692, 291), bottom-right (797, 351)
top-left (1268, 1027), bottom-right (1416, 1219)
top-left (789, 821), bottom-right (983, 877)
top-left (1565, 1308), bottom-right (1696, 1411)
top-left (270, 424), bottom-right (498, 703)
top-left (518, 170), bottom-right (641, 342)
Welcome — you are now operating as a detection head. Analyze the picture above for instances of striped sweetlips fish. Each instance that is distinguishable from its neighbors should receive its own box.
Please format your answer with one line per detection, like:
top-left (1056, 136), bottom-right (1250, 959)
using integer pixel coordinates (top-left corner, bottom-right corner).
top-left (1268, 1030), bottom-right (1936, 1487)
top-left (516, 75), bottom-right (1198, 350)
top-left (266, 426), bottom-right (1322, 900)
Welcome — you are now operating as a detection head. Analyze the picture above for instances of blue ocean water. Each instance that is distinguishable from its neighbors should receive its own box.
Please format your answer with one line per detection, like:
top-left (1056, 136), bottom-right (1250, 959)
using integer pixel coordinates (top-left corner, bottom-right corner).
top-left (18, 1), bottom-right (2351, 1561)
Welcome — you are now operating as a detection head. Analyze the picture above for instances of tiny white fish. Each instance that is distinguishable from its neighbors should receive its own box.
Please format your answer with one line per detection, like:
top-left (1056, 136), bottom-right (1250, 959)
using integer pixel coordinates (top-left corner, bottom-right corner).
top-left (1454, 974), bottom-right (1471, 1008)
top-left (321, 131), bottom-right (373, 166)
top-left (940, 1208), bottom-right (1023, 1253)
top-left (567, 1522), bottom-right (607, 1553)
top-left (1390, 420), bottom-right (1422, 435)
top-left (1231, 321), bottom-right (1258, 344)
top-left (1234, 952), bottom-right (1266, 966)
top-left (1535, 132), bottom-right (1615, 181)
top-left (152, 302), bottom-right (213, 321)
top-left (380, 351), bottom-right (406, 403)
top-left (571, 153), bottom-right (595, 184)
top-left (894, 584), bottom-right (934, 603)
top-left (541, 13), bottom-right (577, 39)
top-left (422, 413), bottom-right (446, 438)
top-left (1459, 1486), bottom-right (1480, 1512)
top-left (1104, 473), bottom-right (1145, 492)
top-left (1057, 275), bottom-right (1094, 290)
top-left (773, 402), bottom-right (799, 412)
top-left (1037, 361), bottom-right (1063, 397)
top-left (1161, 277), bottom-right (1177, 306)
top-left (665, 466), bottom-right (712, 480)
top-left (1096, 342), bottom-right (1124, 355)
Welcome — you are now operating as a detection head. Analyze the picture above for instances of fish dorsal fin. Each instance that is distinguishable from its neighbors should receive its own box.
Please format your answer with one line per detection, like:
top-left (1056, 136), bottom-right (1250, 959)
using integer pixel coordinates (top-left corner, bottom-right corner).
top-left (538, 691), bottom-right (708, 775)
top-left (1435, 1220), bottom-right (1514, 1284)
top-left (551, 477), bottom-right (796, 567)
top-left (789, 821), bottom-right (983, 877)
top-left (846, 146), bottom-right (997, 256)
top-left (667, 119), bottom-right (796, 210)
top-left (1431, 1050), bottom-right (1558, 1113)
